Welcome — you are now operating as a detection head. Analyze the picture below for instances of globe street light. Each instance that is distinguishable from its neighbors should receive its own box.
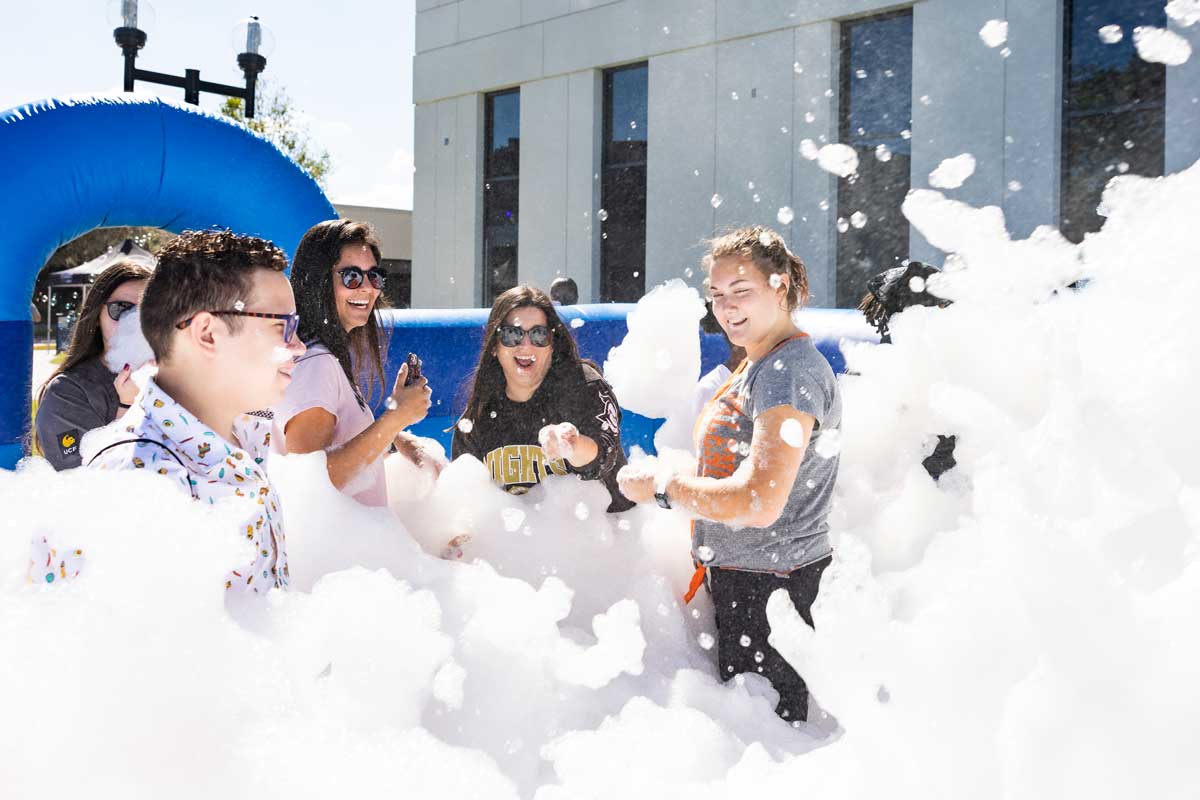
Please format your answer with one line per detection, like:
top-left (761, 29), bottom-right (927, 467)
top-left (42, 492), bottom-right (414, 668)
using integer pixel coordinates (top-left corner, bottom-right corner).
top-left (110, 1), bottom-right (272, 118)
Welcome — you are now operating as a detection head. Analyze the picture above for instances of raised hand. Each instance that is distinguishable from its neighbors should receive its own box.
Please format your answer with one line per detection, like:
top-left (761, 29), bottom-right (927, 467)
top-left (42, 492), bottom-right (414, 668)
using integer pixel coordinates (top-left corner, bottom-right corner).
top-left (387, 362), bottom-right (432, 427)
top-left (538, 421), bottom-right (579, 461)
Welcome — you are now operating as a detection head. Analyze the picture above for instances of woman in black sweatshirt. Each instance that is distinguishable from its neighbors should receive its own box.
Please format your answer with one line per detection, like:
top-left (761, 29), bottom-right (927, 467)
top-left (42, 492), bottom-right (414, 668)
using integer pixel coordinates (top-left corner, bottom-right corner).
top-left (451, 285), bottom-right (633, 513)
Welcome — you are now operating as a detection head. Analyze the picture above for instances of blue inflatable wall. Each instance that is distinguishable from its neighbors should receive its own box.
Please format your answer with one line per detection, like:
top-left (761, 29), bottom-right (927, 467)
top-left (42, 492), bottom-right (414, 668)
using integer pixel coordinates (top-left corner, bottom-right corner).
top-left (0, 95), bottom-right (337, 469)
top-left (376, 305), bottom-right (875, 456)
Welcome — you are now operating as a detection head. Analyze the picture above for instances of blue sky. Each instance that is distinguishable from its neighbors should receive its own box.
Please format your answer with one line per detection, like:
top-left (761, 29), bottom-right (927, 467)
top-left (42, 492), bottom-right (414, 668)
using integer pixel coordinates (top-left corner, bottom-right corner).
top-left (1, 0), bottom-right (416, 209)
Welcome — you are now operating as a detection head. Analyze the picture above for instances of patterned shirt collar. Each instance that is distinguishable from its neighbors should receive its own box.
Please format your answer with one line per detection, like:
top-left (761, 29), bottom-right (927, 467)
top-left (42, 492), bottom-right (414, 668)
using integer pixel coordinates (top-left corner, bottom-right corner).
top-left (139, 379), bottom-right (270, 476)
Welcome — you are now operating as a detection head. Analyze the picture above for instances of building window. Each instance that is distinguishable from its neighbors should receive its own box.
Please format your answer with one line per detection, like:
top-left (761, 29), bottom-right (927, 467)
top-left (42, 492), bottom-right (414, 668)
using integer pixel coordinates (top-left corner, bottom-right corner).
top-left (483, 89), bottom-right (520, 304)
top-left (1061, 0), bottom-right (1165, 243)
top-left (600, 62), bottom-right (648, 303)
top-left (380, 258), bottom-right (412, 309)
top-left (837, 9), bottom-right (913, 308)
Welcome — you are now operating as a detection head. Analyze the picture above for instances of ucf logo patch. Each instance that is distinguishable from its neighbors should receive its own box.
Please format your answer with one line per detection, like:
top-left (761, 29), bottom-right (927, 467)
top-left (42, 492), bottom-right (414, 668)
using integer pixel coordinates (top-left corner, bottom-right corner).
top-left (58, 429), bottom-right (80, 459)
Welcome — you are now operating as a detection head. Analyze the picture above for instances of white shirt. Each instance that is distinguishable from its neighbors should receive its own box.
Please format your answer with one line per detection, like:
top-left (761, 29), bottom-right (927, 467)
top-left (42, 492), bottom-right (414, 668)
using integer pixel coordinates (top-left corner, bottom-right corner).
top-left (83, 378), bottom-right (290, 595)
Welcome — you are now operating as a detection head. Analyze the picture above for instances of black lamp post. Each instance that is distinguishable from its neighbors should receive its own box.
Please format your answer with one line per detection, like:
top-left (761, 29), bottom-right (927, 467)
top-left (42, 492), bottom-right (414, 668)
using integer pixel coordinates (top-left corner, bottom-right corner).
top-left (111, 1), bottom-right (271, 118)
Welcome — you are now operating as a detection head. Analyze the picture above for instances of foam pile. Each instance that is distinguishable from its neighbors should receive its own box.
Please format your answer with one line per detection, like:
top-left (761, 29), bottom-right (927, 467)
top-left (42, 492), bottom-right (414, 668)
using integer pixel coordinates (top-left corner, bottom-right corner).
top-left (4, 166), bottom-right (1200, 799)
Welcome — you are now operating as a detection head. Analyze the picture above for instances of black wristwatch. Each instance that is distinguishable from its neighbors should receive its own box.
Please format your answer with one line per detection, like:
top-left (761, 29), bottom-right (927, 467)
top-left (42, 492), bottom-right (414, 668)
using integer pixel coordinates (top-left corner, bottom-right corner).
top-left (655, 491), bottom-right (671, 510)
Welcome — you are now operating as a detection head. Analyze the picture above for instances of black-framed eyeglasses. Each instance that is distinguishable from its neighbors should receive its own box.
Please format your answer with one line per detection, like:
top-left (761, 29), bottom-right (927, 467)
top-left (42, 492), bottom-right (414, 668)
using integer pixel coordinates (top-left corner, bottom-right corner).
top-left (497, 324), bottom-right (552, 348)
top-left (176, 310), bottom-right (301, 344)
top-left (106, 300), bottom-right (136, 322)
top-left (337, 266), bottom-right (387, 291)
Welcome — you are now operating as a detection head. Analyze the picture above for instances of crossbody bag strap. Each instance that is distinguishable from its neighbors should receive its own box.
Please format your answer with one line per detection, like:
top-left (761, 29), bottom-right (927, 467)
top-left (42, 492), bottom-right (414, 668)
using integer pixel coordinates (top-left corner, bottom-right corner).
top-left (87, 438), bottom-right (197, 500)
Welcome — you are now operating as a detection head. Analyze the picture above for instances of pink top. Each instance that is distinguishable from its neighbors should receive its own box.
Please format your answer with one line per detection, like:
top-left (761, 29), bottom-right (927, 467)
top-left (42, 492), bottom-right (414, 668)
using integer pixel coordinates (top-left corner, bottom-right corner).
top-left (271, 343), bottom-right (389, 507)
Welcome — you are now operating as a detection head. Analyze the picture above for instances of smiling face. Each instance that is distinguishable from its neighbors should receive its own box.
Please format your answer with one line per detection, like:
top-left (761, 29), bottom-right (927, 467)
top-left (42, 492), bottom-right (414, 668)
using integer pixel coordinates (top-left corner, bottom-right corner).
top-left (707, 256), bottom-right (791, 353)
top-left (494, 305), bottom-right (553, 401)
top-left (332, 243), bottom-right (381, 332)
top-left (216, 270), bottom-right (307, 410)
top-left (99, 279), bottom-right (147, 351)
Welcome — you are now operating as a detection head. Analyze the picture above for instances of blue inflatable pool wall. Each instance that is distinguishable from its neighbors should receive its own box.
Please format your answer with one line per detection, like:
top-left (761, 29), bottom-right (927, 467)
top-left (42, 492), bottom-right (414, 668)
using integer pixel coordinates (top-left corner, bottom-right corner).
top-left (376, 305), bottom-right (873, 457)
top-left (0, 94), bottom-right (875, 469)
top-left (0, 95), bottom-right (337, 468)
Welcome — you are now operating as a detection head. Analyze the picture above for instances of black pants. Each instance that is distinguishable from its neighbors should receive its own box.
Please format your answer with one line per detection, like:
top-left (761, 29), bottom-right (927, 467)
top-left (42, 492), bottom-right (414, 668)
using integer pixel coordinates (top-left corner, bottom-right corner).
top-left (707, 555), bottom-right (831, 723)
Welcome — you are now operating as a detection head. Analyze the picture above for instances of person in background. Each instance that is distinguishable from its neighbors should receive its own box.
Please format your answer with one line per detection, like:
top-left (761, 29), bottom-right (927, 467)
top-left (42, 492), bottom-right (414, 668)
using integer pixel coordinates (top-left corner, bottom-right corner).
top-left (858, 260), bottom-right (956, 480)
top-left (549, 277), bottom-right (579, 306)
top-left (271, 220), bottom-right (436, 507)
top-left (619, 226), bottom-right (841, 726)
top-left (452, 285), bottom-right (632, 516)
top-left (34, 259), bottom-right (154, 470)
top-left (82, 231), bottom-right (306, 598)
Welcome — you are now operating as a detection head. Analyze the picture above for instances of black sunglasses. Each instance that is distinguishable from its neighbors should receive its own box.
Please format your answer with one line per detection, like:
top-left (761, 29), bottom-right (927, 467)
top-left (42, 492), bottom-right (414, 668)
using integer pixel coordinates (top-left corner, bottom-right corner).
top-left (497, 324), bottom-right (552, 348)
top-left (337, 266), bottom-right (387, 291)
top-left (176, 310), bottom-right (301, 344)
top-left (106, 300), bottom-right (136, 322)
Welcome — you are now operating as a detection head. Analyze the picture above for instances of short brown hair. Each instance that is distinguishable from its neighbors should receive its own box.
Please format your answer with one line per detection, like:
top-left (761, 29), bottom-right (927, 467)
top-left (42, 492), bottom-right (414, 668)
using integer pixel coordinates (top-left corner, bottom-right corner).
top-left (141, 230), bottom-right (288, 360)
top-left (705, 226), bottom-right (810, 311)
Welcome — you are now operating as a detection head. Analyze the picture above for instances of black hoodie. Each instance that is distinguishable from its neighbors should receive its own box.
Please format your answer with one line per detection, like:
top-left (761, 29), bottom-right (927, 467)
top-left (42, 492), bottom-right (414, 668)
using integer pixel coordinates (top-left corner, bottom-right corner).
top-left (451, 362), bottom-right (634, 512)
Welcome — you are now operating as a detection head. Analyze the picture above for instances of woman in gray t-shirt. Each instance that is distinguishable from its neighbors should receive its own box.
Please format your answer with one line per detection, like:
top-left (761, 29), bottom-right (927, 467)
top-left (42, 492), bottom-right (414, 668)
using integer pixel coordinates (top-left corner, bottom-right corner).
top-left (619, 226), bottom-right (841, 725)
top-left (34, 259), bottom-right (153, 470)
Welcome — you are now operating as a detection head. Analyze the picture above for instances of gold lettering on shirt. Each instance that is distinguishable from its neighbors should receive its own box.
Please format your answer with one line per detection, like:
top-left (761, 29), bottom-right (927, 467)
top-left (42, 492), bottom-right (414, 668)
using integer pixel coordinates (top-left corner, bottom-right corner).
top-left (503, 446), bottom-right (523, 485)
top-left (484, 444), bottom-right (568, 491)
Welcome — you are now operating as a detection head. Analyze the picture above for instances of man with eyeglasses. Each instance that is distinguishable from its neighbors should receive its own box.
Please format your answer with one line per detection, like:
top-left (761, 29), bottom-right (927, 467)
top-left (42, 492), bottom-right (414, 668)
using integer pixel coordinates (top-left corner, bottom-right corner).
top-left (82, 230), bottom-right (306, 601)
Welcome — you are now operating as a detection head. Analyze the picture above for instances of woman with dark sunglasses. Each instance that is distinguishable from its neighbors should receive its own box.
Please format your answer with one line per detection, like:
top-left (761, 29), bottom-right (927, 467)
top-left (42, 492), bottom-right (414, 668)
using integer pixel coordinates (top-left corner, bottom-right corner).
top-left (273, 220), bottom-right (435, 507)
top-left (34, 258), bottom-right (155, 470)
top-left (451, 285), bottom-right (633, 517)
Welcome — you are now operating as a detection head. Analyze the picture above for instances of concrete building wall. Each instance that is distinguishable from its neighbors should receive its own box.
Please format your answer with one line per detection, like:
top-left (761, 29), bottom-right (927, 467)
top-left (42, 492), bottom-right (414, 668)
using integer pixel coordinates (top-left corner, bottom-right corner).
top-left (413, 0), bottom-right (1200, 309)
top-left (645, 45), bottom-right (717, 292)
top-left (412, 95), bottom-right (483, 308)
top-left (791, 23), bottom-right (840, 308)
top-left (332, 204), bottom-right (413, 261)
top-left (1166, 17), bottom-right (1200, 175)
top-left (1000, 0), bottom-right (1063, 239)
top-left (515, 73), bottom-right (603, 300)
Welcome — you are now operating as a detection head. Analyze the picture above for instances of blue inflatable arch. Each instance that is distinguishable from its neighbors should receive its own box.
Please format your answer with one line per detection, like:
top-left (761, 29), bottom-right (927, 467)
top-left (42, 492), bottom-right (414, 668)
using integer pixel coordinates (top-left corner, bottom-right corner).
top-left (0, 95), bottom-right (337, 468)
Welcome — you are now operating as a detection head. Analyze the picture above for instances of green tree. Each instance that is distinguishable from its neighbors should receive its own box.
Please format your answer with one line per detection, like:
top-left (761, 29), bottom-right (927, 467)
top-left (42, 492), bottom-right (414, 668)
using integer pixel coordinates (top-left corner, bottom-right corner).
top-left (220, 81), bottom-right (333, 187)
top-left (42, 227), bottom-right (172, 273)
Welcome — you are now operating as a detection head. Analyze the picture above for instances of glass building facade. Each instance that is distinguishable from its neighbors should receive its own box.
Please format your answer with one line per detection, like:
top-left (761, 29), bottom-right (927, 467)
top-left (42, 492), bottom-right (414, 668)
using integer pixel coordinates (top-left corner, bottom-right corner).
top-left (1061, 0), bottom-right (1166, 243)
top-left (600, 63), bottom-right (649, 302)
top-left (837, 9), bottom-right (914, 308)
top-left (483, 89), bottom-right (521, 303)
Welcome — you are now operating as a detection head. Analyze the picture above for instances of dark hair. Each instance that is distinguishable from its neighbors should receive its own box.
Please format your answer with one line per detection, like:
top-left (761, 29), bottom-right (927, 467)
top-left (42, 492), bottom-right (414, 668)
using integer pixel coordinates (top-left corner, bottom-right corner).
top-left (290, 219), bottom-right (389, 409)
top-left (456, 285), bottom-right (584, 429)
top-left (549, 276), bottom-right (579, 305)
top-left (704, 225), bottom-right (810, 311)
top-left (858, 261), bottom-right (946, 340)
top-left (141, 230), bottom-right (288, 360)
top-left (33, 258), bottom-right (154, 453)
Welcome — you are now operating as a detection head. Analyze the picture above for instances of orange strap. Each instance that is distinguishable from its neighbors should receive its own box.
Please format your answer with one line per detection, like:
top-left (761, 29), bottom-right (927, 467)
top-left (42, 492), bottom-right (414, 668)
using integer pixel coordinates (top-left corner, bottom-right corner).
top-left (682, 332), bottom-right (809, 605)
top-left (683, 562), bottom-right (707, 605)
top-left (691, 332), bottom-right (809, 453)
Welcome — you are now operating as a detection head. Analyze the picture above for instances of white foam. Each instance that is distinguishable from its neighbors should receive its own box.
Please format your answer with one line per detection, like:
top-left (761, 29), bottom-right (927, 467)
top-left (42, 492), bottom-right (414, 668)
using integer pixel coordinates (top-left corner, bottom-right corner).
top-left (603, 280), bottom-right (706, 419)
top-left (1167, 0), bottom-right (1200, 27)
top-left (101, 308), bottom-right (154, 373)
top-left (979, 19), bottom-right (1008, 48)
top-left (7, 121), bottom-right (1200, 800)
top-left (1133, 26), bottom-right (1193, 66)
top-left (928, 153), bottom-right (977, 190)
top-left (816, 144), bottom-right (859, 178)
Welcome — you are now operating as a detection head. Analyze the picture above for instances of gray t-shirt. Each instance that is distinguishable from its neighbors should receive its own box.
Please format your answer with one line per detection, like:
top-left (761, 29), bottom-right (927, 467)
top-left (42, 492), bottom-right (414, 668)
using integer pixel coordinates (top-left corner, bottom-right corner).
top-left (35, 357), bottom-right (120, 471)
top-left (692, 336), bottom-right (841, 573)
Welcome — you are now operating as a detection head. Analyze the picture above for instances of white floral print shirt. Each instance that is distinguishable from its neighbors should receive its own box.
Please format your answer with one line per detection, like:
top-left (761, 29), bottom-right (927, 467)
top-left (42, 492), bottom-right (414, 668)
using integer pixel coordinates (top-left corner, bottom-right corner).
top-left (83, 378), bottom-right (290, 595)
